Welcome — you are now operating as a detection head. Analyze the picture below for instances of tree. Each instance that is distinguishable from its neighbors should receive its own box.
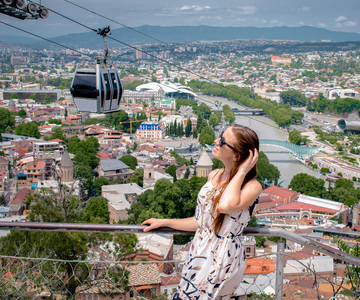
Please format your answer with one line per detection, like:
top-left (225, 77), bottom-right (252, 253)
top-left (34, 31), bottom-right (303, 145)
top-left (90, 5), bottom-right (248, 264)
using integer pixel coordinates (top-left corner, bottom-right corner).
top-left (94, 177), bottom-right (109, 196)
top-left (119, 155), bottom-right (138, 170)
top-left (10, 93), bottom-right (18, 99)
top-left (0, 108), bottom-right (15, 133)
top-left (320, 167), bottom-right (330, 174)
top-left (247, 215), bottom-right (257, 227)
top-left (185, 118), bottom-right (192, 137)
top-left (29, 94), bottom-right (37, 101)
top-left (18, 109), bottom-right (27, 118)
top-left (288, 173), bottom-right (326, 197)
top-left (184, 167), bottom-right (190, 179)
top-left (199, 126), bottom-right (215, 146)
top-left (256, 151), bottom-right (280, 186)
top-left (67, 136), bottom-right (81, 153)
top-left (333, 237), bottom-right (360, 298)
top-left (212, 158), bottom-right (223, 170)
top-left (126, 167), bottom-right (144, 187)
top-left (288, 129), bottom-right (303, 145)
top-left (166, 164), bottom-right (177, 182)
top-left (82, 196), bottom-right (109, 223)
top-left (209, 113), bottom-right (220, 127)
top-left (255, 236), bottom-right (266, 248)
top-left (50, 127), bottom-right (67, 142)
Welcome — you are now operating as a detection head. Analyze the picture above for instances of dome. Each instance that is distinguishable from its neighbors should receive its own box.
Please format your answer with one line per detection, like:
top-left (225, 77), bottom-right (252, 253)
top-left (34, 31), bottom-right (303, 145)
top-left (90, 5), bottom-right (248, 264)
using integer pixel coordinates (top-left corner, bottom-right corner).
top-left (196, 150), bottom-right (213, 167)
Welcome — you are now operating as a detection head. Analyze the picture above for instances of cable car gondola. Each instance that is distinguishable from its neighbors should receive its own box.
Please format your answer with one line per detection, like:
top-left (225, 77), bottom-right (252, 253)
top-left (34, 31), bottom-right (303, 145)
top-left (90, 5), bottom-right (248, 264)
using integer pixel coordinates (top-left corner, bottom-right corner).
top-left (70, 26), bottom-right (123, 114)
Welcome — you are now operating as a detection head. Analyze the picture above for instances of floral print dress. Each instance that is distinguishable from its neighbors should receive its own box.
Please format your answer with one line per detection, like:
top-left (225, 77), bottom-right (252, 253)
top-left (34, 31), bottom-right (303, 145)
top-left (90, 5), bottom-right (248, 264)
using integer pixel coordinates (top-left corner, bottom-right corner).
top-left (173, 179), bottom-right (257, 300)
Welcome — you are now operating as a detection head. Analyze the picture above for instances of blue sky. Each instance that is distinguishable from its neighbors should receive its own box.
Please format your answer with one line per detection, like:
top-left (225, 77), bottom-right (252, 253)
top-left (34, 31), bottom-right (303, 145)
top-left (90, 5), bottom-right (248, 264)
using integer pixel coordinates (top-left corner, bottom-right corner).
top-left (1, 0), bottom-right (359, 38)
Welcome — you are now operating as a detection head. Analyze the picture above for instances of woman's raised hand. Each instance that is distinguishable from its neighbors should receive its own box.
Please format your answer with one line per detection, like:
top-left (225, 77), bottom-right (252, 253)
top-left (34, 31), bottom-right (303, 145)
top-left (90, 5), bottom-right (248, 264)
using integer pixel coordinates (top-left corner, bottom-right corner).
top-left (238, 149), bottom-right (258, 175)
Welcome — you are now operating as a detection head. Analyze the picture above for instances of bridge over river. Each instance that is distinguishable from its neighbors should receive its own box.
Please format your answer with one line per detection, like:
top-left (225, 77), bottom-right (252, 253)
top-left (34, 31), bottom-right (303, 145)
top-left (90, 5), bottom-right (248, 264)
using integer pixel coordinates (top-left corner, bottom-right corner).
top-left (207, 139), bottom-right (322, 163)
top-left (259, 139), bottom-right (322, 162)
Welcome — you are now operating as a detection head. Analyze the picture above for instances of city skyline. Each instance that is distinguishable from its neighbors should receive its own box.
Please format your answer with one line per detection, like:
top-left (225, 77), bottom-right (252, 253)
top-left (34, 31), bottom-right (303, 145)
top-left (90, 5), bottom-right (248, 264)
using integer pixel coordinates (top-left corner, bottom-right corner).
top-left (0, 0), bottom-right (359, 39)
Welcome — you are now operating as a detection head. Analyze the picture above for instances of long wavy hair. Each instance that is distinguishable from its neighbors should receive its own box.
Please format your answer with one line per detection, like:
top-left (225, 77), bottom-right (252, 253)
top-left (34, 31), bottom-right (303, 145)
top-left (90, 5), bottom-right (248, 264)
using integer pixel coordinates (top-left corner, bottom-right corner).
top-left (211, 124), bottom-right (259, 235)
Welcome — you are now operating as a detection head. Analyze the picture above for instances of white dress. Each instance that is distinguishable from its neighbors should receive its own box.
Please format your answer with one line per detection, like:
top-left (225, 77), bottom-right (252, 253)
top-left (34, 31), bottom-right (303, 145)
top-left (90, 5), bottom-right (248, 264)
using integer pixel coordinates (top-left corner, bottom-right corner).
top-left (173, 180), bottom-right (256, 300)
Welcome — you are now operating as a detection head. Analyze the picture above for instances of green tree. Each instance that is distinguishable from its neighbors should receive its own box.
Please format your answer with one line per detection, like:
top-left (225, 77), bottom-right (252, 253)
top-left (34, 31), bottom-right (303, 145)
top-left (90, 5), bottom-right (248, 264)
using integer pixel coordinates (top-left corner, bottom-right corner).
top-left (256, 151), bottom-right (281, 186)
top-left (0, 108), bottom-right (15, 133)
top-left (94, 177), bottom-right (110, 196)
top-left (18, 109), bottom-right (27, 118)
top-left (199, 126), bottom-right (215, 146)
top-left (255, 236), bottom-right (266, 248)
top-left (119, 155), bottom-right (138, 170)
top-left (82, 196), bottom-right (109, 223)
top-left (67, 136), bottom-right (81, 153)
top-left (288, 173), bottom-right (326, 197)
top-left (185, 118), bottom-right (192, 137)
top-left (10, 93), bottom-right (18, 99)
top-left (247, 215), bottom-right (257, 227)
top-left (126, 167), bottom-right (144, 187)
top-left (333, 237), bottom-right (360, 298)
top-left (50, 127), bottom-right (67, 142)
top-left (212, 158), bottom-right (223, 170)
top-left (288, 129), bottom-right (303, 145)
top-left (166, 164), bottom-right (177, 182)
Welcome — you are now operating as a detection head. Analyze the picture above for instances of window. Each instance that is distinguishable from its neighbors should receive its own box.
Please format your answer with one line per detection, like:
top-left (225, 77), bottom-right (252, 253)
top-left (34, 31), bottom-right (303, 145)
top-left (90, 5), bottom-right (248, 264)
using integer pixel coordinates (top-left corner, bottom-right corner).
top-left (262, 267), bottom-right (267, 271)
top-left (246, 247), bottom-right (251, 253)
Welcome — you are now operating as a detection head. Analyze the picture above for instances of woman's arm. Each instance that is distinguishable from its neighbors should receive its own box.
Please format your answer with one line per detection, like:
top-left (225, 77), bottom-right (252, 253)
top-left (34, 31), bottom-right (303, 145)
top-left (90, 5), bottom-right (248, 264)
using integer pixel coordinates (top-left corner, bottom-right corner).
top-left (142, 217), bottom-right (198, 233)
top-left (217, 149), bottom-right (262, 214)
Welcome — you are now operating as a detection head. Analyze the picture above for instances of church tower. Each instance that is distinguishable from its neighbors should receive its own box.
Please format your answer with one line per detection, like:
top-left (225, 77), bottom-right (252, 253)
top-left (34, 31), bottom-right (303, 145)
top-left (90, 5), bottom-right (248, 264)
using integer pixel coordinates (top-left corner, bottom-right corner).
top-left (196, 150), bottom-right (213, 178)
top-left (59, 150), bottom-right (73, 182)
top-left (8, 99), bottom-right (15, 113)
top-left (143, 161), bottom-right (155, 188)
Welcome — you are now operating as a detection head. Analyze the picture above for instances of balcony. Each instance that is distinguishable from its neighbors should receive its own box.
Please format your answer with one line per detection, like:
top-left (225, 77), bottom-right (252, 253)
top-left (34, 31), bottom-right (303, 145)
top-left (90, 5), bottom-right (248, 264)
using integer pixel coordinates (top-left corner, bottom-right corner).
top-left (0, 222), bottom-right (359, 300)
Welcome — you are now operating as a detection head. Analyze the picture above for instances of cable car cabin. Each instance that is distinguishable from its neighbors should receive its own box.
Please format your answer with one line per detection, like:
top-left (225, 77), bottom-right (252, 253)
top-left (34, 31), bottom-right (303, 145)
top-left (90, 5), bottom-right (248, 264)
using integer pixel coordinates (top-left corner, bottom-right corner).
top-left (70, 64), bottom-right (123, 114)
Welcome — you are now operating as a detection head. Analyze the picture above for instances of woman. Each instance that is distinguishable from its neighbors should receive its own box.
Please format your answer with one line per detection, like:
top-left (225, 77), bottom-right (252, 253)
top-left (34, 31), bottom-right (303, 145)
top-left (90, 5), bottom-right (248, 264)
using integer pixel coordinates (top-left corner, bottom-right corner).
top-left (142, 124), bottom-right (262, 300)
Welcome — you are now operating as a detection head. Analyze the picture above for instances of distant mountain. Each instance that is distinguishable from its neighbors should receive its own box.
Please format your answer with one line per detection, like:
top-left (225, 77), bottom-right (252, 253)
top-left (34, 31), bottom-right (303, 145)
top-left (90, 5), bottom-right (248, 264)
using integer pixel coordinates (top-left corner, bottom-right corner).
top-left (0, 35), bottom-right (37, 45)
top-left (1, 25), bottom-right (360, 49)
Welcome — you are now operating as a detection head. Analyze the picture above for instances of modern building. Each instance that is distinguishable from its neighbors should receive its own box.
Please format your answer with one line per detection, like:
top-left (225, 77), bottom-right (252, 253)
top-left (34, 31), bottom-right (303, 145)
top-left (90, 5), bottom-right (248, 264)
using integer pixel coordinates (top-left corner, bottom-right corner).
top-left (327, 88), bottom-right (358, 100)
top-left (136, 81), bottom-right (196, 100)
top-left (337, 119), bottom-right (360, 134)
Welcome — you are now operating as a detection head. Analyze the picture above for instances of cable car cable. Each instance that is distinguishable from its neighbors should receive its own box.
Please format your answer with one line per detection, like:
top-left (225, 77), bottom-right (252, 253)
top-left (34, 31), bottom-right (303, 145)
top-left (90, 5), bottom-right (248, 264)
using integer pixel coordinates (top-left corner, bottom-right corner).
top-left (2, 7), bottom-right (299, 130)
top-left (46, 5), bottom-right (295, 126)
top-left (64, 0), bottom-right (174, 48)
top-left (0, 20), bottom-right (94, 58)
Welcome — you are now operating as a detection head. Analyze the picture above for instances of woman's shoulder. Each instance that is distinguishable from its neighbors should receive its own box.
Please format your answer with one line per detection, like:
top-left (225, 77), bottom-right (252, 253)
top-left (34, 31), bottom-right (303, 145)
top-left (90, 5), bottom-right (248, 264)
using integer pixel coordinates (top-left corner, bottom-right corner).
top-left (207, 169), bottom-right (221, 181)
top-left (244, 178), bottom-right (262, 193)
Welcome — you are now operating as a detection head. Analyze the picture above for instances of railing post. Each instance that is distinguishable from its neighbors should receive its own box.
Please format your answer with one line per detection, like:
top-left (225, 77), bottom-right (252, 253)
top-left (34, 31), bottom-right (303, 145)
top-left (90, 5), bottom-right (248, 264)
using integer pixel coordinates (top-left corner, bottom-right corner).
top-left (275, 240), bottom-right (285, 300)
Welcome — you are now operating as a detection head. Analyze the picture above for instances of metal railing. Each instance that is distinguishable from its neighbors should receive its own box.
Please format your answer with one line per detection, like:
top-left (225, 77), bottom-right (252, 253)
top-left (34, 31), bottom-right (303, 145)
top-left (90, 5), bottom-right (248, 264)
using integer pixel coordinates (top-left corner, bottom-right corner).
top-left (0, 221), bottom-right (359, 300)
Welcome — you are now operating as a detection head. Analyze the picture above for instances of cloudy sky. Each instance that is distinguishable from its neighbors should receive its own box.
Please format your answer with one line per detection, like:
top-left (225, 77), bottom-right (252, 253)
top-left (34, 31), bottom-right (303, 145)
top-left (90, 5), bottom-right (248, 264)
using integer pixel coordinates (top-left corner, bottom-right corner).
top-left (1, 0), bottom-right (359, 38)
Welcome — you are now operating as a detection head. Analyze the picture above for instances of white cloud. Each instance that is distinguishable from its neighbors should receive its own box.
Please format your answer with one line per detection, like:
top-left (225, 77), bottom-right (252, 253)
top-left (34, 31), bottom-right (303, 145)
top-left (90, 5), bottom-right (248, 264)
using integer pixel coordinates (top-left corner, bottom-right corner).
top-left (335, 16), bottom-right (347, 22)
top-left (270, 20), bottom-right (280, 24)
top-left (238, 6), bottom-right (257, 15)
top-left (299, 22), bottom-right (305, 26)
top-left (177, 5), bottom-right (211, 12)
top-left (317, 23), bottom-right (328, 28)
top-left (335, 23), bottom-right (343, 28)
top-left (344, 21), bottom-right (357, 27)
top-left (299, 7), bottom-right (311, 12)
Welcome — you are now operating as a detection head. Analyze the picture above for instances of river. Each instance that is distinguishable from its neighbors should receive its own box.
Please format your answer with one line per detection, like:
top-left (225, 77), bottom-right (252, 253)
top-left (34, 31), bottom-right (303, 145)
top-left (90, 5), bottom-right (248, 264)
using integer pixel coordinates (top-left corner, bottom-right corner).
top-left (198, 95), bottom-right (322, 188)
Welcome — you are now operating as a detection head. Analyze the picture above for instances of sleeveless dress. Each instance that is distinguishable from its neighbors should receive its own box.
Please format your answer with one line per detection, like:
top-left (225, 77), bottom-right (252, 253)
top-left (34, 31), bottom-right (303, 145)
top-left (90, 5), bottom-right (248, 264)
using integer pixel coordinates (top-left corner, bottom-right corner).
top-left (172, 179), bottom-right (257, 300)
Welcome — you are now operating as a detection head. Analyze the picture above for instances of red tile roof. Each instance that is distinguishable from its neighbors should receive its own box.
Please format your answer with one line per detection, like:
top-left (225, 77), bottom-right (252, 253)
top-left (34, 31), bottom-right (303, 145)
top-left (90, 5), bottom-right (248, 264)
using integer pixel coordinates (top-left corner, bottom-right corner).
top-left (276, 201), bottom-right (337, 214)
top-left (8, 188), bottom-right (31, 206)
top-left (263, 186), bottom-right (300, 202)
